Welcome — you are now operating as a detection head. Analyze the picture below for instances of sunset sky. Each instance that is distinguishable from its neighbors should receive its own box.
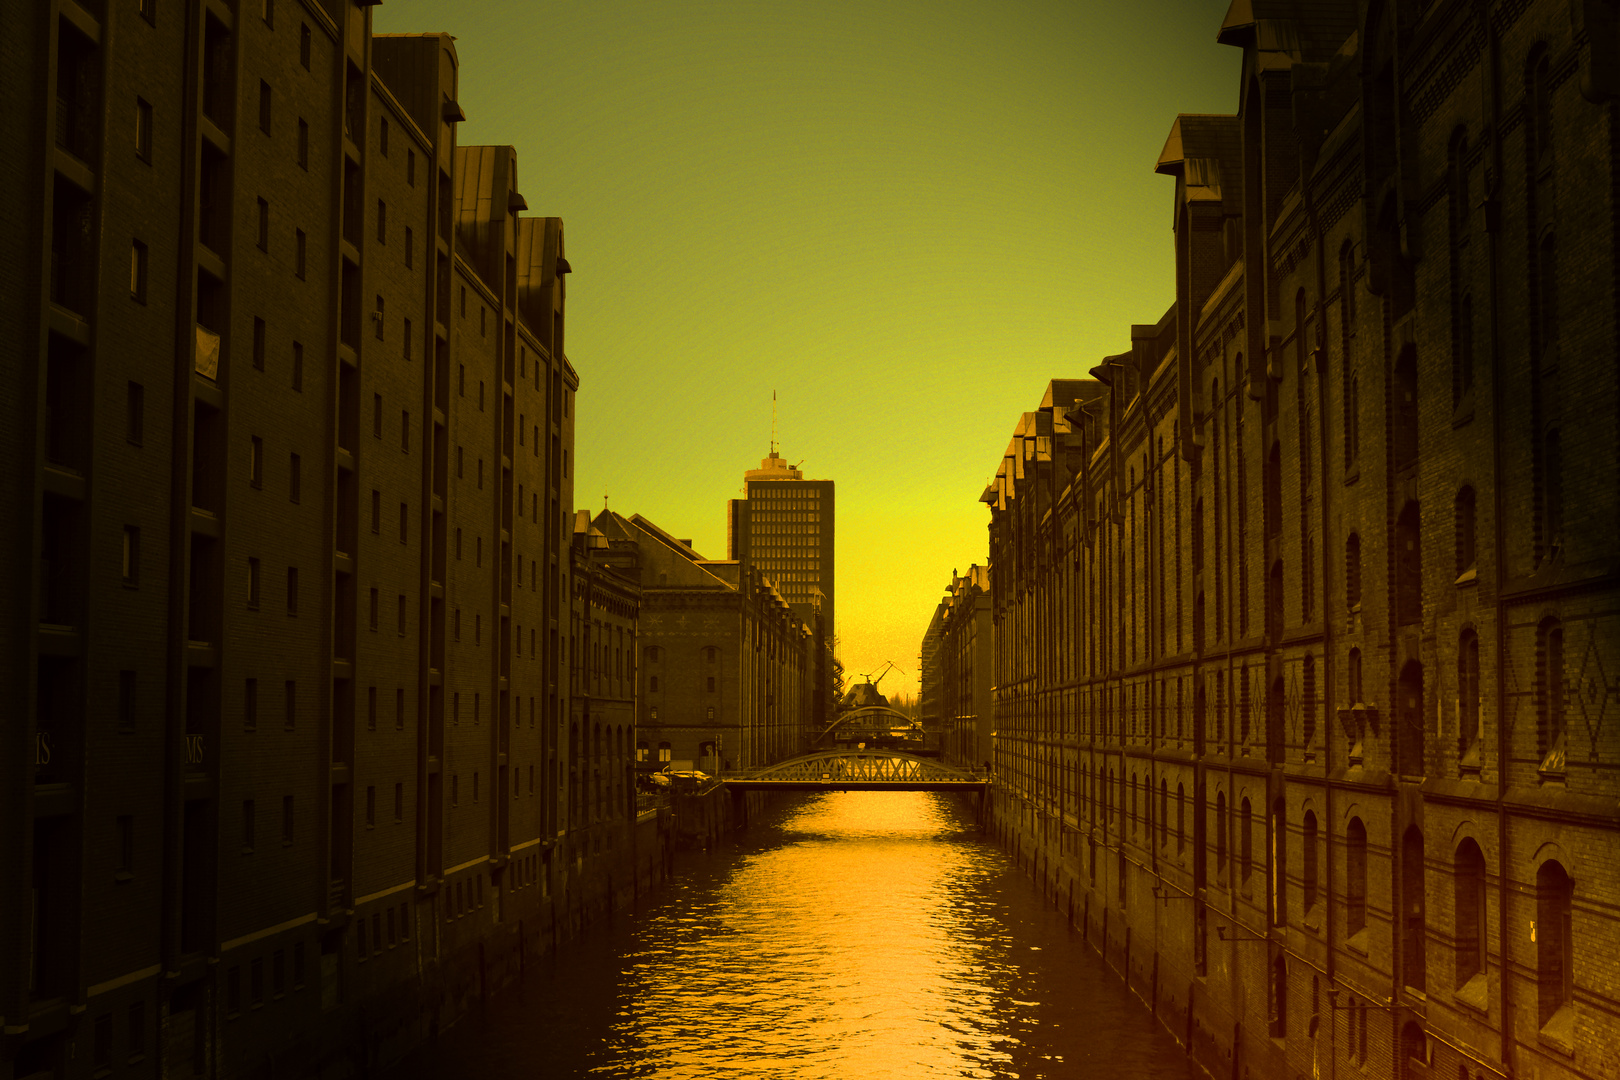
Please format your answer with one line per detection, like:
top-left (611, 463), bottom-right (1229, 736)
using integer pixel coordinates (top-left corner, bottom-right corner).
top-left (376, 0), bottom-right (1239, 697)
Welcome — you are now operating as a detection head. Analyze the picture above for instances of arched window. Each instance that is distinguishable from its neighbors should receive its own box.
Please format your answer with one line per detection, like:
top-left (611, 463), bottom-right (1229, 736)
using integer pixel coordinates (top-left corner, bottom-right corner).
top-left (1268, 561), bottom-right (1285, 646)
top-left (1240, 797), bottom-right (1253, 885)
top-left (1239, 668), bottom-right (1252, 746)
top-left (1303, 654), bottom-right (1317, 750)
top-left (1346, 817), bottom-right (1368, 937)
top-left (1400, 1022), bottom-right (1428, 1080)
top-left (1265, 442), bottom-right (1283, 539)
top-left (1159, 779), bottom-right (1169, 849)
top-left (1455, 487), bottom-right (1477, 577)
top-left (635, 739), bottom-right (648, 762)
top-left (1542, 427), bottom-right (1562, 558)
top-left (1303, 810), bottom-right (1319, 911)
top-left (1402, 826), bottom-right (1427, 993)
top-left (1394, 346), bottom-right (1419, 472)
top-left (1459, 632), bottom-right (1481, 762)
top-left (1538, 618), bottom-right (1566, 770)
top-left (1194, 591), bottom-right (1206, 654)
top-left (1295, 288), bottom-right (1309, 372)
top-left (1396, 501), bottom-right (1422, 626)
top-left (1529, 50), bottom-right (1553, 166)
top-left (1455, 840), bottom-right (1487, 987)
top-left (1215, 790), bottom-right (1228, 879)
top-left (1346, 532), bottom-right (1362, 610)
top-left (1271, 797), bottom-right (1289, 926)
top-left (1267, 674), bottom-right (1285, 765)
top-left (1176, 783), bottom-right (1186, 854)
top-left (1398, 660), bottom-right (1425, 776)
top-left (656, 740), bottom-right (671, 763)
top-left (1192, 498), bottom-right (1205, 573)
top-left (1536, 860), bottom-right (1574, 1028)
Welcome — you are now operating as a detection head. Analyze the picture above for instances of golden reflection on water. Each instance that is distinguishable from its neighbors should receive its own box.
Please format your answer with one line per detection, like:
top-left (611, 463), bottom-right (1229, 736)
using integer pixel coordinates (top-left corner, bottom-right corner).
top-left (613, 793), bottom-right (1011, 1078)
top-left (392, 791), bottom-right (1198, 1080)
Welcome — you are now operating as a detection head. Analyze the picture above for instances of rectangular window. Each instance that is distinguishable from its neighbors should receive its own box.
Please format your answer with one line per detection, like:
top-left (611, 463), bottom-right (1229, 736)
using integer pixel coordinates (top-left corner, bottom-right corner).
top-left (247, 557), bottom-right (260, 608)
top-left (116, 815), bottom-right (134, 876)
top-left (252, 316), bottom-right (265, 370)
top-left (140, 0), bottom-right (155, 26)
top-left (94, 1014), bottom-right (112, 1070)
top-left (281, 794), bottom-right (293, 843)
top-left (397, 594), bottom-right (406, 635)
top-left (130, 240), bottom-right (148, 301)
top-left (373, 393), bottom-right (383, 438)
top-left (289, 453), bottom-right (300, 502)
top-left (244, 677), bottom-right (257, 731)
top-left (242, 799), bottom-right (255, 852)
top-left (295, 229), bottom-right (306, 279)
top-left (292, 341), bottom-right (303, 389)
top-left (456, 446), bottom-right (463, 477)
top-left (257, 198), bottom-right (269, 251)
top-left (297, 118), bottom-right (308, 169)
top-left (286, 566), bottom-right (298, 615)
top-left (284, 680), bottom-right (296, 730)
top-left (119, 670), bottom-right (137, 732)
top-left (249, 436), bottom-right (263, 487)
top-left (399, 503), bottom-right (408, 544)
top-left (261, 0), bottom-right (273, 26)
top-left (368, 587), bottom-right (378, 631)
top-left (259, 80), bottom-right (271, 134)
top-left (405, 226), bottom-right (413, 268)
top-left (300, 23), bottom-right (310, 69)
top-left (401, 411), bottom-right (409, 452)
top-left (128, 1001), bottom-right (145, 1062)
top-left (127, 382), bottom-right (144, 445)
top-left (370, 489), bottom-right (380, 533)
top-left (377, 199), bottom-right (387, 244)
top-left (136, 98), bottom-right (153, 160)
top-left (375, 295), bottom-right (385, 339)
top-left (122, 525), bottom-right (140, 585)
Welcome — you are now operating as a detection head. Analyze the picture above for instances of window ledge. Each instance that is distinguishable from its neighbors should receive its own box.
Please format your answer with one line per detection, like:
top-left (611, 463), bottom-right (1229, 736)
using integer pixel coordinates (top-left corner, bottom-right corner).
top-left (1454, 972), bottom-right (1489, 1014)
top-left (1455, 567), bottom-right (1478, 587)
top-left (1346, 928), bottom-right (1370, 956)
top-left (1539, 1005), bottom-right (1576, 1056)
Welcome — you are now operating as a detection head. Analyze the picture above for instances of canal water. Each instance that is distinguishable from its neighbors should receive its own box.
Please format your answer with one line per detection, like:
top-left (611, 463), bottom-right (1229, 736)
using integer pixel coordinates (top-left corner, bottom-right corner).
top-left (391, 791), bottom-right (1200, 1079)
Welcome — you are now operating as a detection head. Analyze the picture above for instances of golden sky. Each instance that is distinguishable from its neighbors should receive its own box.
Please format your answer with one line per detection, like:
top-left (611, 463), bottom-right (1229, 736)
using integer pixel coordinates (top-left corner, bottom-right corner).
top-left (377, 0), bottom-right (1239, 697)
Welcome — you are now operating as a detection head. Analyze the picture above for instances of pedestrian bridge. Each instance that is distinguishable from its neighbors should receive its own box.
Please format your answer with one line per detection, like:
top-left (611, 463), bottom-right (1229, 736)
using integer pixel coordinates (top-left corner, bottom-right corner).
top-left (722, 750), bottom-right (991, 792)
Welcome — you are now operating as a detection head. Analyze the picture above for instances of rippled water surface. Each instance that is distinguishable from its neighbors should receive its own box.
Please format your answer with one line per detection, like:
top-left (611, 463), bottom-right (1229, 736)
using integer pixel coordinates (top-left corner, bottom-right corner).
top-left (393, 792), bottom-right (1199, 1079)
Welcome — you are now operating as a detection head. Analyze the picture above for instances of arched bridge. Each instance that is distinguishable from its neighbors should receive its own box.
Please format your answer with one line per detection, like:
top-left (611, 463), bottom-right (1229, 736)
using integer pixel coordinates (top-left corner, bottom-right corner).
top-left (723, 751), bottom-right (991, 792)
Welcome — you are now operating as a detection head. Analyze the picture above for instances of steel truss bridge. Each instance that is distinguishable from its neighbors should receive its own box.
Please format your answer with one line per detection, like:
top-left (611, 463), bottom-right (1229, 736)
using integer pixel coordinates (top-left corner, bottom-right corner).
top-left (722, 750), bottom-right (991, 792)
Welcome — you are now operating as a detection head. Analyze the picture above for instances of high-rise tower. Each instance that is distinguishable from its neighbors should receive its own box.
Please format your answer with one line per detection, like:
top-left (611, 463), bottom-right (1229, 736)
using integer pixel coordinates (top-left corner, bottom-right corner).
top-left (727, 452), bottom-right (834, 648)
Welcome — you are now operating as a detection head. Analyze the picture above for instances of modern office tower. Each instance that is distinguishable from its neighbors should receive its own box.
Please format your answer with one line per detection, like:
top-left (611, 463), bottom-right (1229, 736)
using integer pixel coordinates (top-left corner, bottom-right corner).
top-left (726, 451), bottom-right (835, 649)
top-left (0, 8), bottom-right (630, 1077)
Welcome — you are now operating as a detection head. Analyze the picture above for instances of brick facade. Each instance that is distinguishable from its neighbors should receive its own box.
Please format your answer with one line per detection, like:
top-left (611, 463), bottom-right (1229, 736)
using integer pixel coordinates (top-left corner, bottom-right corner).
top-left (980, 5), bottom-right (1620, 1080)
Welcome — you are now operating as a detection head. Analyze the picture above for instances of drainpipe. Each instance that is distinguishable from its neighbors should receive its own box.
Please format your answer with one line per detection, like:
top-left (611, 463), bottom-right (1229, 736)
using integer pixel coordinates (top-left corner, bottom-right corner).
top-left (1482, 2), bottom-right (1515, 1076)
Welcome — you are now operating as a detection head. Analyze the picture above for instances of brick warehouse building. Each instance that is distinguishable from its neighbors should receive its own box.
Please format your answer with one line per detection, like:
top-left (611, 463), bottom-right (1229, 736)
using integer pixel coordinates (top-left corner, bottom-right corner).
top-left (921, 565), bottom-right (993, 772)
top-left (979, 4), bottom-right (1620, 1080)
top-left (0, 5), bottom-right (665, 1079)
top-left (591, 510), bottom-right (815, 773)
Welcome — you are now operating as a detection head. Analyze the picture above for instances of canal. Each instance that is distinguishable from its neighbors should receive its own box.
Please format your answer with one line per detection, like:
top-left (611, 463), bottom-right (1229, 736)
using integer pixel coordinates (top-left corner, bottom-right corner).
top-left (389, 791), bottom-right (1201, 1079)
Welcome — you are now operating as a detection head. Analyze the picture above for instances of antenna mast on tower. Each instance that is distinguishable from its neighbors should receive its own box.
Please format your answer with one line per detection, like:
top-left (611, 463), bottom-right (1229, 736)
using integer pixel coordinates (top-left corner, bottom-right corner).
top-left (770, 390), bottom-right (778, 456)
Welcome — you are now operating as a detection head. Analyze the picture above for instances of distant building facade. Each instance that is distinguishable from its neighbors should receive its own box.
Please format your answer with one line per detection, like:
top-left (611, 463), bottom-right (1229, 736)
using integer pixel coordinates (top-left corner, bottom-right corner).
top-left (570, 513), bottom-right (642, 835)
top-left (0, 9), bottom-right (651, 1079)
top-left (593, 512), bottom-right (812, 772)
top-left (934, 566), bottom-right (993, 771)
top-left (727, 451), bottom-right (835, 647)
top-left (979, 5), bottom-right (1620, 1080)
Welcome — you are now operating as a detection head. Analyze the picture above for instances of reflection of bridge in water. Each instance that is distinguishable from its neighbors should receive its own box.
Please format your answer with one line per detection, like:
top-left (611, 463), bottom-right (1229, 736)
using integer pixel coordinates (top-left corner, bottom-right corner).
top-left (722, 750), bottom-right (990, 793)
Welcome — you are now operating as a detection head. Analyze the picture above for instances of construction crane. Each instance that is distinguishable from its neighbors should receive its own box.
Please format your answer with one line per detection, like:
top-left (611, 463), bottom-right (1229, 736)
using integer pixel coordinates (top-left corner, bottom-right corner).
top-left (861, 661), bottom-right (904, 690)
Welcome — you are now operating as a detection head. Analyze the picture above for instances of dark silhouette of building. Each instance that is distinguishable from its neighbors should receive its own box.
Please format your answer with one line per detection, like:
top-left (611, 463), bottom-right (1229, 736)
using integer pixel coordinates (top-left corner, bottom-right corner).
top-left (1, 9), bottom-right (656, 1079)
top-left (978, 5), bottom-right (1620, 1080)
top-left (924, 566), bottom-right (993, 771)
